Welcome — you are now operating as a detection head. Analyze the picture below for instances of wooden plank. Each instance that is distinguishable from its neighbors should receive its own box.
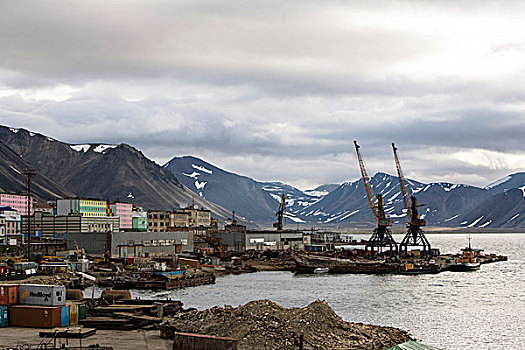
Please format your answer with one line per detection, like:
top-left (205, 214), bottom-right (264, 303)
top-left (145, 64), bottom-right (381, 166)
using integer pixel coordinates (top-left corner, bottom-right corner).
top-left (113, 312), bottom-right (162, 323)
top-left (39, 327), bottom-right (97, 339)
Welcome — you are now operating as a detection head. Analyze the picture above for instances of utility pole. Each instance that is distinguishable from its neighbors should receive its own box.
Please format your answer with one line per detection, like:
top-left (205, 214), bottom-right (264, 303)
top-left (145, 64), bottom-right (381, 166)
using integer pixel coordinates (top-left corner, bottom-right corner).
top-left (23, 169), bottom-right (36, 260)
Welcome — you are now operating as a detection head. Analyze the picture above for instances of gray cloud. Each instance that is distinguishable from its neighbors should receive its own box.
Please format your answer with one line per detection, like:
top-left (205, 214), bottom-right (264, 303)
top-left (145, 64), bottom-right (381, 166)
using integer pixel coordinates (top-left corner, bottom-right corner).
top-left (1, 1), bottom-right (525, 189)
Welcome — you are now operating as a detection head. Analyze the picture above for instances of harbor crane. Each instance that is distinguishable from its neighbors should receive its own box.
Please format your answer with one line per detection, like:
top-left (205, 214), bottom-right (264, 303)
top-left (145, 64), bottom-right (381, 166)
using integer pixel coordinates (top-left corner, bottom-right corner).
top-left (392, 143), bottom-right (431, 256)
top-left (353, 141), bottom-right (397, 257)
top-left (273, 194), bottom-right (286, 231)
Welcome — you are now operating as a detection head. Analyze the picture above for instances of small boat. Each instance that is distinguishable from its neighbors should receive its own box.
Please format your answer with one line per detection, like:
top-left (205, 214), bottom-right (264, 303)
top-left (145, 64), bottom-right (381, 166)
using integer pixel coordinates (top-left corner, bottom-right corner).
top-left (449, 235), bottom-right (481, 272)
top-left (314, 267), bottom-right (330, 274)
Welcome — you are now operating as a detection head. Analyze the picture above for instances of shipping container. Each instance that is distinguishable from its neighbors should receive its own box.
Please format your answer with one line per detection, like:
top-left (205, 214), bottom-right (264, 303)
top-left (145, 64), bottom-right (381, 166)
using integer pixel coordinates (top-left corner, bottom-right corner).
top-left (67, 302), bottom-right (79, 325)
top-left (78, 303), bottom-right (87, 320)
top-left (9, 305), bottom-right (62, 328)
top-left (18, 284), bottom-right (66, 306)
top-left (61, 305), bottom-right (70, 327)
top-left (0, 306), bottom-right (8, 327)
top-left (0, 284), bottom-right (18, 306)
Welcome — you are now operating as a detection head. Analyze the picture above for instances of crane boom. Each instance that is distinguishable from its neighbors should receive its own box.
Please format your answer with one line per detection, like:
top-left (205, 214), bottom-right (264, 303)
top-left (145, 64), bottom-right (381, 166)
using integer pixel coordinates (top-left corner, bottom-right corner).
top-left (353, 141), bottom-right (378, 220)
top-left (392, 143), bottom-right (411, 218)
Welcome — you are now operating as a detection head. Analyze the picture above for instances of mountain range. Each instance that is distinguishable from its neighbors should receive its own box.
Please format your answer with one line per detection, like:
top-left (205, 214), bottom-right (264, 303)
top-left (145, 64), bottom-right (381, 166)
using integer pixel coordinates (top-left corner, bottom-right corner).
top-left (0, 126), bottom-right (232, 221)
top-left (1, 125), bottom-right (524, 228)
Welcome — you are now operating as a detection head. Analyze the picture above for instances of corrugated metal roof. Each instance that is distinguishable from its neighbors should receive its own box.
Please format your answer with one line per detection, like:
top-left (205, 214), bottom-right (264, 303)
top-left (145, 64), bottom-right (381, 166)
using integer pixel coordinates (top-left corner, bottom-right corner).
top-left (388, 341), bottom-right (443, 350)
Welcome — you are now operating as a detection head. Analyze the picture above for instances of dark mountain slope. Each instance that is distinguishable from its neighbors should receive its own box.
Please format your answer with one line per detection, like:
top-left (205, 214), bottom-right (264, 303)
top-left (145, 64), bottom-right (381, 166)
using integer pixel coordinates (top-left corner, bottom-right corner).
top-left (0, 140), bottom-right (74, 202)
top-left (164, 156), bottom-right (312, 223)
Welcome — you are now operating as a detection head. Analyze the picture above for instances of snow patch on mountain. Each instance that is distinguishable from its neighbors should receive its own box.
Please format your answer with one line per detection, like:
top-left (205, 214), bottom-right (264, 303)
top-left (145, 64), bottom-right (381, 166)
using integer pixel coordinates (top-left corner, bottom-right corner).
top-left (486, 176), bottom-right (511, 189)
top-left (9, 128), bottom-right (19, 133)
top-left (468, 216), bottom-right (484, 227)
top-left (93, 144), bottom-right (117, 153)
top-left (480, 220), bottom-right (492, 227)
top-left (192, 164), bottom-right (212, 174)
top-left (520, 185), bottom-right (525, 197)
top-left (284, 214), bottom-right (305, 223)
top-left (195, 181), bottom-right (207, 190)
top-left (10, 166), bottom-right (20, 174)
top-left (325, 210), bottom-right (360, 223)
top-left (443, 184), bottom-right (458, 192)
top-left (304, 190), bottom-right (329, 197)
top-left (269, 193), bottom-right (282, 202)
top-left (444, 214), bottom-right (459, 222)
top-left (183, 172), bottom-right (200, 179)
top-left (70, 144), bottom-right (90, 152)
top-left (508, 213), bottom-right (520, 222)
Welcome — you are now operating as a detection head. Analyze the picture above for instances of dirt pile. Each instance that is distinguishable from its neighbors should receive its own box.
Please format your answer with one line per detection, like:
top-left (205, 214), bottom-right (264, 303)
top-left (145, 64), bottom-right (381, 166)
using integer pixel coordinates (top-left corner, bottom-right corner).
top-left (160, 299), bottom-right (411, 350)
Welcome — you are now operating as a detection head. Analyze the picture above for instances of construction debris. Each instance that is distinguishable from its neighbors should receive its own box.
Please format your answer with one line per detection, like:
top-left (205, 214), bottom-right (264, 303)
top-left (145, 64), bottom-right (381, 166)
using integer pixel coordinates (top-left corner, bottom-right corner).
top-left (159, 299), bottom-right (412, 350)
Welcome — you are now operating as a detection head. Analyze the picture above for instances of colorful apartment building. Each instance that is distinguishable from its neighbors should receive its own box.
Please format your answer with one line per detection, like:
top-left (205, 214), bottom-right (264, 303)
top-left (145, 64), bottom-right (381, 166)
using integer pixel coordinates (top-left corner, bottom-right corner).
top-left (57, 198), bottom-right (107, 217)
top-left (108, 202), bottom-right (133, 229)
top-left (132, 211), bottom-right (147, 231)
top-left (21, 213), bottom-right (119, 239)
top-left (0, 193), bottom-right (33, 215)
top-left (0, 207), bottom-right (21, 234)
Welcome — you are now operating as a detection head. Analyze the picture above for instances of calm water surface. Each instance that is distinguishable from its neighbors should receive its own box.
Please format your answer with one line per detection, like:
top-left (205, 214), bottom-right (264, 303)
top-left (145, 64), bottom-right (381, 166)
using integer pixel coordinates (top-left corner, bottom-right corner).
top-left (126, 233), bottom-right (525, 349)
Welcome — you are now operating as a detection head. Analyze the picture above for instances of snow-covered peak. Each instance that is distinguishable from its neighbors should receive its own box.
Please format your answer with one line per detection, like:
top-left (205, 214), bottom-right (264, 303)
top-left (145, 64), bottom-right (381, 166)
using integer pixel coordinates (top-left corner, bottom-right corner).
top-left (93, 144), bottom-right (117, 153)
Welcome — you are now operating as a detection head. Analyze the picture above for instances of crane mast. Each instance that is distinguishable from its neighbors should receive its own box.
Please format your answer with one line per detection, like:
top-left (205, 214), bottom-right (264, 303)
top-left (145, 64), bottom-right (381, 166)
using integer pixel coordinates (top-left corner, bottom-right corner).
top-left (353, 141), bottom-right (397, 257)
top-left (391, 143), bottom-right (431, 257)
top-left (273, 194), bottom-right (286, 231)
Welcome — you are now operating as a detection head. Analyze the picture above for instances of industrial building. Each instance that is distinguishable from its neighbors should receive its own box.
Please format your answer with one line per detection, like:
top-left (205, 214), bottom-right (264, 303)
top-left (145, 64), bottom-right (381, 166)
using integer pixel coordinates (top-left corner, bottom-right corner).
top-left (66, 230), bottom-right (194, 258)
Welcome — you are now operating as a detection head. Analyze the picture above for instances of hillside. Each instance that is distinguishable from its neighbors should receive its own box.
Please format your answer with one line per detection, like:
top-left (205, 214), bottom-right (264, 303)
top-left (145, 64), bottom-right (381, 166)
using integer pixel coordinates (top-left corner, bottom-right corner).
top-left (0, 126), bottom-right (233, 221)
top-left (0, 140), bottom-right (74, 202)
top-left (163, 156), bottom-right (319, 223)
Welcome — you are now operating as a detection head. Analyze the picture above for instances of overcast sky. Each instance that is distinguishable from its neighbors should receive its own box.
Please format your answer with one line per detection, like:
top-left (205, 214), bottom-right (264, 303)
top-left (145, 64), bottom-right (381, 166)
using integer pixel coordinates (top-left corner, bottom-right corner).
top-left (1, 0), bottom-right (525, 190)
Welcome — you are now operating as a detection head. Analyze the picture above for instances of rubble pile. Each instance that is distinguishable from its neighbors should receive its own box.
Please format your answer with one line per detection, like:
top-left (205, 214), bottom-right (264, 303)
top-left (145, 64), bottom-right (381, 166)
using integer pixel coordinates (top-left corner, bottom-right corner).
top-left (160, 299), bottom-right (412, 350)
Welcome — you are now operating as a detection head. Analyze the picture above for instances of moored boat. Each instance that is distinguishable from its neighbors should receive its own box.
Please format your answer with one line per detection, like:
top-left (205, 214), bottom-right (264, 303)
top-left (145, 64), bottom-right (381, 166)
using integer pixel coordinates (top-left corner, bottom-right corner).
top-left (314, 267), bottom-right (329, 274)
top-left (449, 236), bottom-right (481, 272)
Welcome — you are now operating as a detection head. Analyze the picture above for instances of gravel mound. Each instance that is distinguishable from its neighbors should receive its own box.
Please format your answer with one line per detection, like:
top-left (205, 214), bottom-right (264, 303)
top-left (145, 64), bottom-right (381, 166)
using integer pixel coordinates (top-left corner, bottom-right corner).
top-left (160, 299), bottom-right (412, 349)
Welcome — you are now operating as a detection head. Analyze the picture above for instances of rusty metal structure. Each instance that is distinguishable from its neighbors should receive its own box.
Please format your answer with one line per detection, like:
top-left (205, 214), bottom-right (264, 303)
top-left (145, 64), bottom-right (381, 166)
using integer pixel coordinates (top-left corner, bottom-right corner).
top-left (273, 194), bottom-right (286, 231)
top-left (353, 141), bottom-right (397, 257)
top-left (392, 143), bottom-right (431, 256)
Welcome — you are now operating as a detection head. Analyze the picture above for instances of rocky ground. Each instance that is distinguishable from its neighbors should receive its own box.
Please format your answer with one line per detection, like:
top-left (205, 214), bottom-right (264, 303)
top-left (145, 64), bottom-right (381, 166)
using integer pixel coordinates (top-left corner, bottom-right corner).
top-left (160, 299), bottom-right (412, 350)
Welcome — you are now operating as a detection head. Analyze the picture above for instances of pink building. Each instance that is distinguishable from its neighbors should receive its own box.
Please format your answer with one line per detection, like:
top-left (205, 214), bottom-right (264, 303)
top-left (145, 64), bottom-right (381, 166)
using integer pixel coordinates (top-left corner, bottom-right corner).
top-left (0, 193), bottom-right (33, 215)
top-left (108, 202), bottom-right (133, 230)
